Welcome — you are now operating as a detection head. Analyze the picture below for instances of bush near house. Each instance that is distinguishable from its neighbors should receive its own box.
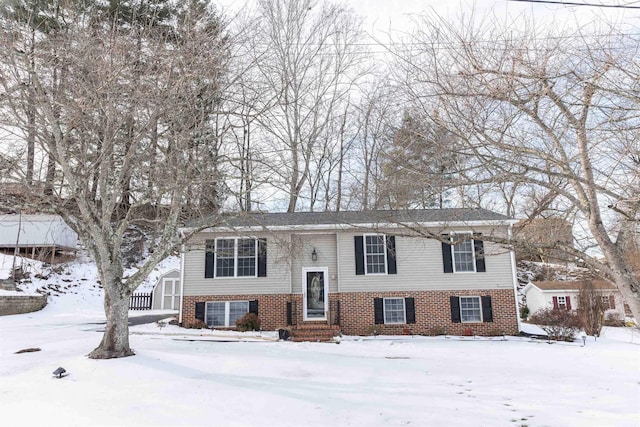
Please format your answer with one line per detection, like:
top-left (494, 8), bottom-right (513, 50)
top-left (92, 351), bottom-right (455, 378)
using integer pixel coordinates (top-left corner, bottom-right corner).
top-left (236, 313), bottom-right (261, 331)
top-left (529, 308), bottom-right (582, 342)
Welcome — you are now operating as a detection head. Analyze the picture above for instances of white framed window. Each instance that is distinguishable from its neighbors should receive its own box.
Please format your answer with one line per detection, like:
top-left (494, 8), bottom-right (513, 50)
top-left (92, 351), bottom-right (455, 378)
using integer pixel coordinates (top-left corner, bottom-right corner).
top-left (384, 297), bottom-right (406, 324)
top-left (365, 234), bottom-right (387, 274)
top-left (557, 296), bottom-right (567, 309)
top-left (215, 238), bottom-right (258, 278)
top-left (460, 296), bottom-right (482, 322)
top-left (601, 295), bottom-right (610, 308)
top-left (451, 233), bottom-right (476, 273)
top-left (205, 301), bottom-right (249, 327)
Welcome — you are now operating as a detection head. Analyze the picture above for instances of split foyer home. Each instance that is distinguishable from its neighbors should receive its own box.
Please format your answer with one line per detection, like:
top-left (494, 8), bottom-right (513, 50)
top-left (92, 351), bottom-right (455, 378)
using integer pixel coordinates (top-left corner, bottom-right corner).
top-left (178, 209), bottom-right (520, 338)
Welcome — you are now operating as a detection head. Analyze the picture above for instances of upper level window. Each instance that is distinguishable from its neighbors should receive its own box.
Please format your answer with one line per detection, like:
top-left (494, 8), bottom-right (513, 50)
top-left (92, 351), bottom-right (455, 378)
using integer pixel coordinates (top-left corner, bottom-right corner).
top-left (216, 238), bottom-right (257, 278)
top-left (365, 234), bottom-right (387, 274)
top-left (205, 238), bottom-right (267, 279)
top-left (451, 234), bottom-right (475, 273)
top-left (442, 233), bottom-right (485, 274)
top-left (355, 235), bottom-right (397, 276)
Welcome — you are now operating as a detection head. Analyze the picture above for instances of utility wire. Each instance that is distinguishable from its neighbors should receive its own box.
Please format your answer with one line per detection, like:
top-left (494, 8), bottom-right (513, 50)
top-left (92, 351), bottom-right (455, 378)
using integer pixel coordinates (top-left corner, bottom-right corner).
top-left (508, 0), bottom-right (640, 8)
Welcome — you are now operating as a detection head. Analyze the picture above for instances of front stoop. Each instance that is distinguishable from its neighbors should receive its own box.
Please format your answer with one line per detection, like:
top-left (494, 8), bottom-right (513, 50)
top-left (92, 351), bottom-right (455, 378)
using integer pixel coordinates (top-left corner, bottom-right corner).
top-left (290, 323), bottom-right (341, 342)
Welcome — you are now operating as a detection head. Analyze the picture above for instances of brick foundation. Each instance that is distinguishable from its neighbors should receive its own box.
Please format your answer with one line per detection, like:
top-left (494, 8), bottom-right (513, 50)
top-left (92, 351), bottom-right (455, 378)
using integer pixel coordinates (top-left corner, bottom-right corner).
top-left (181, 288), bottom-right (518, 336)
top-left (337, 289), bottom-right (518, 336)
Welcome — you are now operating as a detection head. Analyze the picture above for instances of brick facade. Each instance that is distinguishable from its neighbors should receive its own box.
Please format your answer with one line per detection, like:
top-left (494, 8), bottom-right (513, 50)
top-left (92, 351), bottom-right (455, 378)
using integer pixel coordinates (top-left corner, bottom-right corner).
top-left (181, 288), bottom-right (518, 336)
top-left (337, 289), bottom-right (518, 336)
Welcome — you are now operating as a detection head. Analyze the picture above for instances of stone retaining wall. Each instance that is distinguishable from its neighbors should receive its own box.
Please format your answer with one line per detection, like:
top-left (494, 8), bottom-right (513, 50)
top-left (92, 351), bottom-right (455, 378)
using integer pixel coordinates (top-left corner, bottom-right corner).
top-left (0, 295), bottom-right (47, 316)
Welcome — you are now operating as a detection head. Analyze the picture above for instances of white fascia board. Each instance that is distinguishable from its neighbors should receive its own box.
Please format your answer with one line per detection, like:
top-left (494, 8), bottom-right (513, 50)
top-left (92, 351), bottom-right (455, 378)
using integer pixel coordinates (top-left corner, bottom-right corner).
top-left (185, 219), bottom-right (518, 234)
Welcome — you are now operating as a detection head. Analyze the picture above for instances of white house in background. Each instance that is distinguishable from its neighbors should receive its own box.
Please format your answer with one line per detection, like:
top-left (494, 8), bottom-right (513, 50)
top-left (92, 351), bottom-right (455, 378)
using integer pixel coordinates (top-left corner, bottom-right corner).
top-left (523, 280), bottom-right (624, 316)
top-left (0, 214), bottom-right (77, 263)
top-left (151, 269), bottom-right (181, 310)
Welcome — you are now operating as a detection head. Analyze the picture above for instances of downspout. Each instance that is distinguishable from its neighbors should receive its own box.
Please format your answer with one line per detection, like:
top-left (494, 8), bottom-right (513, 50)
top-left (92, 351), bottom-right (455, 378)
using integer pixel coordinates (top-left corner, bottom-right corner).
top-left (508, 224), bottom-right (522, 332)
top-left (178, 245), bottom-right (186, 324)
top-left (289, 233), bottom-right (293, 294)
top-left (335, 232), bottom-right (340, 293)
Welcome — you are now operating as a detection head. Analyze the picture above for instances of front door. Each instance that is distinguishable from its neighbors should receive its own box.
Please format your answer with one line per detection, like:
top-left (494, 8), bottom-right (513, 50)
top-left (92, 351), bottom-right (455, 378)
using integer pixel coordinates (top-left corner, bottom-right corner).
top-left (303, 268), bottom-right (328, 321)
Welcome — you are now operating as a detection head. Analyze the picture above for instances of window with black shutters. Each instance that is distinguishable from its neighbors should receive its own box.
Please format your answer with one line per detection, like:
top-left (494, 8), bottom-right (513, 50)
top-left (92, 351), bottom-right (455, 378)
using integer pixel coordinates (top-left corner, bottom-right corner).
top-left (205, 238), bottom-right (265, 278)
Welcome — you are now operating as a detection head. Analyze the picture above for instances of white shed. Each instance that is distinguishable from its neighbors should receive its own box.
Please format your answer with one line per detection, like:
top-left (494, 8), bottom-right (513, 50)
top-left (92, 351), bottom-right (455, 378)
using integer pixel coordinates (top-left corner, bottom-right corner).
top-left (0, 214), bottom-right (77, 263)
top-left (523, 280), bottom-right (623, 317)
top-left (151, 269), bottom-right (181, 310)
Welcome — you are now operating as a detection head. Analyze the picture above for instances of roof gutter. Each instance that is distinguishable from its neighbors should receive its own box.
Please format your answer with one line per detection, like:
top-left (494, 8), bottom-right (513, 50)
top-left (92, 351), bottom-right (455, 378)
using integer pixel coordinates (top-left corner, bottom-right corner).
top-left (180, 219), bottom-right (519, 234)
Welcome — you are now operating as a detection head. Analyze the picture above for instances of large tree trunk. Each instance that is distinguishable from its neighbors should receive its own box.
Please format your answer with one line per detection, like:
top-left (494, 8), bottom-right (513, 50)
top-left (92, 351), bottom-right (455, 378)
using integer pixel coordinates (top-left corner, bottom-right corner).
top-left (89, 281), bottom-right (134, 359)
top-left (597, 233), bottom-right (640, 321)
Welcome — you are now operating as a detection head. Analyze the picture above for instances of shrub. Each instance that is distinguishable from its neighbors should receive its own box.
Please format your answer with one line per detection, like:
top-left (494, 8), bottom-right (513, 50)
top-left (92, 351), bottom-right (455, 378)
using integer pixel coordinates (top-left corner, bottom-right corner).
top-left (430, 326), bottom-right (447, 336)
top-left (529, 308), bottom-right (582, 341)
top-left (519, 304), bottom-right (530, 320)
top-left (577, 281), bottom-right (605, 336)
top-left (486, 328), bottom-right (504, 337)
top-left (367, 324), bottom-right (382, 336)
top-left (184, 320), bottom-right (208, 329)
top-left (235, 312), bottom-right (261, 331)
top-left (603, 310), bottom-right (625, 327)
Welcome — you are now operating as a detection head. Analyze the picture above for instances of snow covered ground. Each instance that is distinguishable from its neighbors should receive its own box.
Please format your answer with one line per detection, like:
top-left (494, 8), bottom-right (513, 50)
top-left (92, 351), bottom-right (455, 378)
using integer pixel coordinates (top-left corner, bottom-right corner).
top-left (1, 253), bottom-right (639, 427)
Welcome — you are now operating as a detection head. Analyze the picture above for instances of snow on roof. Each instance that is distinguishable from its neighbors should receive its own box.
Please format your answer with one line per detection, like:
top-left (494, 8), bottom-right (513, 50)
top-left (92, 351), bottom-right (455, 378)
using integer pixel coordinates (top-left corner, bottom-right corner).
top-left (0, 214), bottom-right (77, 249)
top-left (0, 214), bottom-right (64, 222)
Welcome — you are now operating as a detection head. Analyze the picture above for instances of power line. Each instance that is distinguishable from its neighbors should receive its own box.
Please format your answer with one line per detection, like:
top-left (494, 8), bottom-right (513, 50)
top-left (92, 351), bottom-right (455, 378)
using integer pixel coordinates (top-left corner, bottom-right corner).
top-left (508, 0), bottom-right (640, 8)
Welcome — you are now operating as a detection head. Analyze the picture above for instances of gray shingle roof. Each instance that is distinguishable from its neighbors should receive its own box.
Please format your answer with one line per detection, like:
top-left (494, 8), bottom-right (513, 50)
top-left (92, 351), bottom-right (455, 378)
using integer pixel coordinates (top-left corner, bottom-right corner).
top-left (190, 208), bottom-right (511, 230)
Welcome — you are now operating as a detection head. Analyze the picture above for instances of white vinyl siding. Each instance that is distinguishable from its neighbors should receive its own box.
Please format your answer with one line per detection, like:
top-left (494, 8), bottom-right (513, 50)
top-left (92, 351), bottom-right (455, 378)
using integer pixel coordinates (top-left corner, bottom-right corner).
top-left (338, 228), bottom-right (515, 292)
top-left (183, 233), bottom-right (290, 296)
top-left (291, 234), bottom-right (338, 294)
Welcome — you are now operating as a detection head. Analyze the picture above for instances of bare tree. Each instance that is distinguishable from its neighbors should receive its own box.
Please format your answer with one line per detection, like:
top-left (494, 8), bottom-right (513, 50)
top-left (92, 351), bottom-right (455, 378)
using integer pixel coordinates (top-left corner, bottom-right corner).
top-left (252, 0), bottom-right (365, 212)
top-left (0, 0), bottom-right (229, 358)
top-left (391, 12), bottom-right (640, 320)
top-left (348, 78), bottom-right (398, 210)
top-left (378, 110), bottom-right (460, 209)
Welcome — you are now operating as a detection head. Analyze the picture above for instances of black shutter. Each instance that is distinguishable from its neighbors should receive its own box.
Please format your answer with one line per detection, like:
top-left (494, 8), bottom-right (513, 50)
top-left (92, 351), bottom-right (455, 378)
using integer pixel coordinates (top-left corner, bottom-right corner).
top-left (405, 297), bottom-right (415, 324)
top-left (249, 300), bottom-right (259, 315)
top-left (355, 236), bottom-right (365, 275)
top-left (481, 296), bottom-right (493, 322)
top-left (442, 235), bottom-right (453, 273)
top-left (473, 234), bottom-right (486, 273)
top-left (257, 238), bottom-right (267, 277)
top-left (286, 302), bottom-right (293, 326)
top-left (386, 235), bottom-right (397, 275)
top-left (374, 298), bottom-right (384, 324)
top-left (450, 296), bottom-right (461, 323)
top-left (205, 240), bottom-right (215, 278)
top-left (195, 302), bottom-right (205, 321)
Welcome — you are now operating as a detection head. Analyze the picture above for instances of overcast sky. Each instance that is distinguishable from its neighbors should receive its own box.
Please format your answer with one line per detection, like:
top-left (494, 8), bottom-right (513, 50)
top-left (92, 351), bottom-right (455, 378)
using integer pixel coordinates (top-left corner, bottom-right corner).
top-left (219, 0), bottom-right (639, 41)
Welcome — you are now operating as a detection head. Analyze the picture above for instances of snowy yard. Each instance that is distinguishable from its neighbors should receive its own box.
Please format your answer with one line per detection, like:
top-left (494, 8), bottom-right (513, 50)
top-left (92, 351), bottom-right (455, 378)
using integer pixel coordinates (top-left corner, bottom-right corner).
top-left (1, 290), bottom-right (639, 427)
